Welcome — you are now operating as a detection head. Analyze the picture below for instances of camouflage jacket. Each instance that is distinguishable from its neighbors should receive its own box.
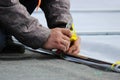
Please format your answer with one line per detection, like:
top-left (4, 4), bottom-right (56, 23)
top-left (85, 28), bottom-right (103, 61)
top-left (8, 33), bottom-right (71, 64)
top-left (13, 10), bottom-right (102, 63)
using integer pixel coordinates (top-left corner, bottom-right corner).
top-left (0, 0), bottom-right (72, 49)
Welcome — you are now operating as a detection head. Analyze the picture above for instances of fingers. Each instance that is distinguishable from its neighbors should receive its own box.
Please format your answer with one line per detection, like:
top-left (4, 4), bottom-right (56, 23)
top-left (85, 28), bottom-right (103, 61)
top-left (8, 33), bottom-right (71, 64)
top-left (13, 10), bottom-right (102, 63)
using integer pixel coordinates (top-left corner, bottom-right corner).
top-left (67, 37), bottom-right (80, 55)
top-left (55, 41), bottom-right (66, 52)
top-left (62, 36), bottom-right (70, 50)
top-left (55, 40), bottom-right (70, 52)
top-left (68, 45), bottom-right (80, 55)
top-left (61, 29), bottom-right (72, 38)
top-left (57, 43), bottom-right (66, 52)
top-left (62, 35), bottom-right (70, 41)
top-left (61, 39), bottom-right (70, 51)
top-left (67, 46), bottom-right (78, 55)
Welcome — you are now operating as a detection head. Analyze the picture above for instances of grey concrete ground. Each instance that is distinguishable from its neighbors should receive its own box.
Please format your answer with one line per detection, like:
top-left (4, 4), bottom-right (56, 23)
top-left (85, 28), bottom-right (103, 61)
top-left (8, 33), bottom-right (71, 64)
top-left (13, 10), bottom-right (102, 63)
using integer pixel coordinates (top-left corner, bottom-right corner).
top-left (0, 50), bottom-right (119, 80)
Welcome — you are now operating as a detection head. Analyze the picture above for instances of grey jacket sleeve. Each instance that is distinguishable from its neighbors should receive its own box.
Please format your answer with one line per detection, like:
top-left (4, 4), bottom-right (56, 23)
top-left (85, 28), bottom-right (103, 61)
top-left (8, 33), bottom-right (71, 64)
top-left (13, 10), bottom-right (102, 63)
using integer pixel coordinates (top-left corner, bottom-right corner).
top-left (0, 0), bottom-right (50, 49)
top-left (41, 0), bottom-right (72, 28)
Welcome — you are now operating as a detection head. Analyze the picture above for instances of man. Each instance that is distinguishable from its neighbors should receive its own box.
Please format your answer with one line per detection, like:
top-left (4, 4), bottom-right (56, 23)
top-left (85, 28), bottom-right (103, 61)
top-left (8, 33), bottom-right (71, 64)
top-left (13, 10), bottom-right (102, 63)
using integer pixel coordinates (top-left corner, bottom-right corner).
top-left (0, 0), bottom-right (80, 55)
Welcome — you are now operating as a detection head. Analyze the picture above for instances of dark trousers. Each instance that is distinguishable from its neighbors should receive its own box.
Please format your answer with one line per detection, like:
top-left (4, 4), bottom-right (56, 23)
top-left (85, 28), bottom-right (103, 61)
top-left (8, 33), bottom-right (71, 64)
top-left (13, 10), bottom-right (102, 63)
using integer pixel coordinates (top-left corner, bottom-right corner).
top-left (19, 0), bottom-right (38, 14)
top-left (0, 29), bottom-right (6, 51)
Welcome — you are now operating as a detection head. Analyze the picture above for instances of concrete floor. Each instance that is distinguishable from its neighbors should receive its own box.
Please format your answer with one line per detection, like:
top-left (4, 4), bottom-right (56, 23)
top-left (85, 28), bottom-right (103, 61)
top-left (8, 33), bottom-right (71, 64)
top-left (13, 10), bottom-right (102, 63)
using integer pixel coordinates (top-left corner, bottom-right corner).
top-left (0, 50), bottom-right (119, 80)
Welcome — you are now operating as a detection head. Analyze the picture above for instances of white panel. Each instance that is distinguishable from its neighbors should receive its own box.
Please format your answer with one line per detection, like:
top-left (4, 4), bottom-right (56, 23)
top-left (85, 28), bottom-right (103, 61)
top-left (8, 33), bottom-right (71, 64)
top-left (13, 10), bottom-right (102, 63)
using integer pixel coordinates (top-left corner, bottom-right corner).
top-left (32, 12), bottom-right (48, 27)
top-left (80, 35), bottom-right (120, 63)
top-left (32, 12), bottom-right (120, 33)
top-left (70, 0), bottom-right (120, 11)
top-left (72, 12), bottom-right (120, 33)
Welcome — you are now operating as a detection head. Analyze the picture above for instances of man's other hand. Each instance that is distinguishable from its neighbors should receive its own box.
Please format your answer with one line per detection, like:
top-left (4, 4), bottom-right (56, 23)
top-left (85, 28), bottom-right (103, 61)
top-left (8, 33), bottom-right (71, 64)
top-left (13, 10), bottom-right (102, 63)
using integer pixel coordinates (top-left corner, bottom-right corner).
top-left (67, 36), bottom-right (80, 55)
top-left (43, 28), bottom-right (72, 52)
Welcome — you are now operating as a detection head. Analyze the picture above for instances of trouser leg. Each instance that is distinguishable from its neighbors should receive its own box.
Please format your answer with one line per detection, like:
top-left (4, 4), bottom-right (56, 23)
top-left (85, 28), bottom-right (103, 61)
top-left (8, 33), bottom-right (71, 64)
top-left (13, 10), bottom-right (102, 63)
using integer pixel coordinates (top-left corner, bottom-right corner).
top-left (0, 30), bottom-right (25, 53)
top-left (0, 29), bottom-right (6, 52)
top-left (40, 0), bottom-right (72, 28)
top-left (19, 0), bottom-right (38, 14)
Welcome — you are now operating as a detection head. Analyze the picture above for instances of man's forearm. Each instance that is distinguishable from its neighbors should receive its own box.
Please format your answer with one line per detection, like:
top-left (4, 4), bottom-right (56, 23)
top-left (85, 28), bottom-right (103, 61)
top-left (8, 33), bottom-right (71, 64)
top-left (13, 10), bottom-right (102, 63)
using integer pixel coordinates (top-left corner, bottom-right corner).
top-left (0, 0), bottom-right (50, 49)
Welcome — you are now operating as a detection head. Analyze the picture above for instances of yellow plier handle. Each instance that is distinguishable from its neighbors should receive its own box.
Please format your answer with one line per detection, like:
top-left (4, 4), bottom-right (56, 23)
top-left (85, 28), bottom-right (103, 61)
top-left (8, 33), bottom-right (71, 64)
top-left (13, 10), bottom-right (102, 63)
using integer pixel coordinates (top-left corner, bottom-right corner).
top-left (66, 20), bottom-right (77, 42)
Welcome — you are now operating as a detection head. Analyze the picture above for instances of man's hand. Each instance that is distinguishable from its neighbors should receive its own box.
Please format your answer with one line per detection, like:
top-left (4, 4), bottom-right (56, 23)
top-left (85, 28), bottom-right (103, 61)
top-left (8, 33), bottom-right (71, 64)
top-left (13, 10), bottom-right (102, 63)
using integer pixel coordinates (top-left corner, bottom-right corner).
top-left (43, 28), bottom-right (72, 52)
top-left (67, 36), bottom-right (80, 55)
